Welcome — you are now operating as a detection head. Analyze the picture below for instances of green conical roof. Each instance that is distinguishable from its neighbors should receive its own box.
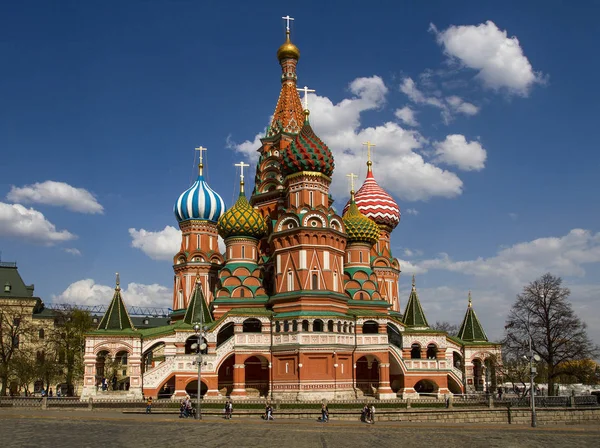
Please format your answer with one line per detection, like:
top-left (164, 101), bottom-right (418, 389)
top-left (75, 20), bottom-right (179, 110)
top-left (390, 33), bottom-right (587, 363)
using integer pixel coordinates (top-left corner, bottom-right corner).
top-left (402, 275), bottom-right (429, 328)
top-left (97, 274), bottom-right (135, 331)
top-left (457, 292), bottom-right (488, 342)
top-left (184, 279), bottom-right (213, 326)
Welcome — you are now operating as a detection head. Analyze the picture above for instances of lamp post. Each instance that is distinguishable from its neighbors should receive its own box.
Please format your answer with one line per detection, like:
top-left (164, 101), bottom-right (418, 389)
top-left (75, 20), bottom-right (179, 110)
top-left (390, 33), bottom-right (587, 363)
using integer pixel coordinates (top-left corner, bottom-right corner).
top-left (528, 334), bottom-right (540, 428)
top-left (192, 322), bottom-right (207, 420)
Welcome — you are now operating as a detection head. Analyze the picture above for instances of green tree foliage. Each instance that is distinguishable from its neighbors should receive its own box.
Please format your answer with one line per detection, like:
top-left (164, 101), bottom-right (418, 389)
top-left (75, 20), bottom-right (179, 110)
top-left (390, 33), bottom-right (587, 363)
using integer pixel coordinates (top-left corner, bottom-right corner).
top-left (504, 273), bottom-right (599, 396)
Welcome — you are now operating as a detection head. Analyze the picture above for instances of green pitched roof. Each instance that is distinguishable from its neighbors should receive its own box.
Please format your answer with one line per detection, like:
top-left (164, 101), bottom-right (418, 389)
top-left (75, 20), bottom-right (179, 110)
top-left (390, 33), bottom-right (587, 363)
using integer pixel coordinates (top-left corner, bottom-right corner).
top-left (457, 293), bottom-right (488, 342)
top-left (0, 262), bottom-right (35, 298)
top-left (183, 281), bottom-right (213, 325)
top-left (402, 276), bottom-right (429, 328)
top-left (97, 276), bottom-right (135, 331)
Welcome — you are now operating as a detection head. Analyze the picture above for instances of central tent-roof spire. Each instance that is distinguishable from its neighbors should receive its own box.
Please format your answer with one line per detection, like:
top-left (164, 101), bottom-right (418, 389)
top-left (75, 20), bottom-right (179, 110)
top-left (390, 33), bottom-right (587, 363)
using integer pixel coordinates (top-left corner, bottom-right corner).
top-left (268, 16), bottom-right (305, 137)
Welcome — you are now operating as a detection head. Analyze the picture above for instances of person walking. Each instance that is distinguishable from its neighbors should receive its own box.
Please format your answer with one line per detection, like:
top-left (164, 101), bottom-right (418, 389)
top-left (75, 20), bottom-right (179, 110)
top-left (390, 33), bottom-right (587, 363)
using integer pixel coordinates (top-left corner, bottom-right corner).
top-left (146, 396), bottom-right (153, 414)
top-left (369, 404), bottom-right (376, 424)
top-left (321, 403), bottom-right (329, 423)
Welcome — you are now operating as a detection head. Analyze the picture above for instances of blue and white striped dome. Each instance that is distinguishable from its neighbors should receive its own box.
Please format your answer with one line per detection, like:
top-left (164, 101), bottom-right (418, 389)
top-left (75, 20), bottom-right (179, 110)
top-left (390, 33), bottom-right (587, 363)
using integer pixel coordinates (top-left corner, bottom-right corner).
top-left (174, 174), bottom-right (226, 223)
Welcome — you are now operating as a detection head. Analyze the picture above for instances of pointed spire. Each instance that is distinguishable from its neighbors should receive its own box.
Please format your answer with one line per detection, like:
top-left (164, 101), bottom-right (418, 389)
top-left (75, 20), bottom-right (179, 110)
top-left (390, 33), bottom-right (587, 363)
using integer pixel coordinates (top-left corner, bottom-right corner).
top-left (402, 276), bottom-right (429, 328)
top-left (183, 275), bottom-right (213, 326)
top-left (97, 273), bottom-right (135, 331)
top-left (457, 292), bottom-right (488, 342)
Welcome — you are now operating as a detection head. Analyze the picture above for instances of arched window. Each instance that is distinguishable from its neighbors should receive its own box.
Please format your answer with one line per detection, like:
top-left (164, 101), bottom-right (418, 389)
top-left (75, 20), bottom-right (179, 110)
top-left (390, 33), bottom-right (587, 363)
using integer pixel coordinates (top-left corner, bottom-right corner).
top-left (38, 329), bottom-right (45, 339)
top-left (302, 320), bottom-right (309, 331)
top-left (287, 271), bottom-right (293, 291)
top-left (292, 320), bottom-right (298, 332)
top-left (312, 272), bottom-right (319, 290)
top-left (283, 320), bottom-right (290, 332)
top-left (427, 343), bottom-right (438, 359)
top-left (275, 321), bottom-right (281, 333)
top-left (411, 343), bottom-right (421, 359)
top-left (362, 320), bottom-right (379, 334)
top-left (359, 292), bottom-right (364, 300)
top-left (337, 321), bottom-right (342, 332)
top-left (343, 323), bottom-right (348, 333)
top-left (333, 271), bottom-right (338, 292)
top-left (241, 246), bottom-right (245, 259)
top-left (359, 251), bottom-right (363, 263)
top-left (243, 318), bottom-right (262, 333)
top-left (327, 320), bottom-right (334, 332)
top-left (313, 319), bottom-right (323, 332)
top-left (240, 288), bottom-right (245, 298)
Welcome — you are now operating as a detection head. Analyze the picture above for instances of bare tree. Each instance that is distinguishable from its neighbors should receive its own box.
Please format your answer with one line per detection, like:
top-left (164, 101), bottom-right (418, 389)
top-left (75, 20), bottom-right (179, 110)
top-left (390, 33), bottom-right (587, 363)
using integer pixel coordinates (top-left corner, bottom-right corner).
top-left (431, 321), bottom-right (459, 336)
top-left (504, 273), bottom-right (599, 396)
top-left (0, 302), bottom-right (35, 396)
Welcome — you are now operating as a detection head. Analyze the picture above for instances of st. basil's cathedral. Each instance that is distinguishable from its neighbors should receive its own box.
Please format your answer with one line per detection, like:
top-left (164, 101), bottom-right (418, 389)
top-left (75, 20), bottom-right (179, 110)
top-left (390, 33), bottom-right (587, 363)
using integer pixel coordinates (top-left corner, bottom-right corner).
top-left (81, 21), bottom-right (500, 401)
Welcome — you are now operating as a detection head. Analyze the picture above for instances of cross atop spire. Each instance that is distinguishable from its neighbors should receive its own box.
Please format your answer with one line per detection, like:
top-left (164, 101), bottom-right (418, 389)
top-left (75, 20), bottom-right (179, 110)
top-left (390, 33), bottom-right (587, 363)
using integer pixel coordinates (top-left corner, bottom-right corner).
top-left (297, 86), bottom-right (315, 111)
top-left (363, 141), bottom-right (376, 172)
top-left (235, 161), bottom-right (250, 193)
top-left (412, 274), bottom-right (416, 290)
top-left (282, 15), bottom-right (295, 31)
top-left (195, 146), bottom-right (207, 176)
top-left (115, 272), bottom-right (120, 291)
top-left (346, 172), bottom-right (358, 196)
top-left (468, 290), bottom-right (472, 307)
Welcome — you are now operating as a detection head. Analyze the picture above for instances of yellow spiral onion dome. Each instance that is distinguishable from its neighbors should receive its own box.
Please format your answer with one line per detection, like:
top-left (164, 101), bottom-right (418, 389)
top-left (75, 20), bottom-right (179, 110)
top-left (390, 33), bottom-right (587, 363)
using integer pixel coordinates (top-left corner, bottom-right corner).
top-left (277, 32), bottom-right (300, 62)
top-left (218, 192), bottom-right (268, 240)
top-left (342, 198), bottom-right (380, 246)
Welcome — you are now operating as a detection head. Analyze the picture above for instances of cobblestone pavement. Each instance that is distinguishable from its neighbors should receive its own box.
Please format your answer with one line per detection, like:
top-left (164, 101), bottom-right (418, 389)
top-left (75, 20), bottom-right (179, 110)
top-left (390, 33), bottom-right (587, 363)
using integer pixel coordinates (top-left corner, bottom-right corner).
top-left (0, 410), bottom-right (598, 448)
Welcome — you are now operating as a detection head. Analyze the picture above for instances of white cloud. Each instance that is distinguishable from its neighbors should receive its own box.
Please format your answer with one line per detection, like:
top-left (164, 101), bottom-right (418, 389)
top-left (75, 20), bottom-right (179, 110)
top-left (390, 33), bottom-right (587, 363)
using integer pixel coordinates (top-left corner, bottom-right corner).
top-left (52, 279), bottom-right (171, 308)
top-left (431, 21), bottom-right (545, 96)
top-left (63, 248), bottom-right (81, 256)
top-left (7, 180), bottom-right (104, 214)
top-left (400, 78), bottom-right (479, 123)
top-left (405, 208), bottom-right (419, 215)
top-left (129, 226), bottom-right (181, 261)
top-left (0, 202), bottom-right (76, 244)
top-left (398, 259), bottom-right (428, 275)
top-left (394, 106), bottom-right (419, 127)
top-left (433, 134), bottom-right (487, 171)
top-left (129, 225), bottom-right (226, 261)
top-left (410, 229), bottom-right (600, 287)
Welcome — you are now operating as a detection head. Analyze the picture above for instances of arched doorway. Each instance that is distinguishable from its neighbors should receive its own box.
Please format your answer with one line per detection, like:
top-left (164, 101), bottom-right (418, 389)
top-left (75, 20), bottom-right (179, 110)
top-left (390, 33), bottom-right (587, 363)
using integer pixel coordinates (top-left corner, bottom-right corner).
top-left (218, 354), bottom-right (234, 397)
top-left (356, 355), bottom-right (379, 396)
top-left (185, 380), bottom-right (208, 398)
top-left (473, 359), bottom-right (483, 392)
top-left (244, 355), bottom-right (269, 397)
top-left (414, 379), bottom-right (438, 396)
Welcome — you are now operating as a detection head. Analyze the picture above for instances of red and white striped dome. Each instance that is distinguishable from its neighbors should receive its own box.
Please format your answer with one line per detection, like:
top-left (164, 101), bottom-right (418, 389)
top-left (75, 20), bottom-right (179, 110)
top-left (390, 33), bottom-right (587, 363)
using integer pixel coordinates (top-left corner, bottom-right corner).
top-left (343, 169), bottom-right (400, 230)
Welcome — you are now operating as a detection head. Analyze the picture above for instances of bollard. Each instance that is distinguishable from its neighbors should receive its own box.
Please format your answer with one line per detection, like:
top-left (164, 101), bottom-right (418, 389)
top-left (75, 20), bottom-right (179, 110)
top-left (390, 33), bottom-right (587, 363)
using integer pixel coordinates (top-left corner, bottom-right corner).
top-left (41, 397), bottom-right (47, 410)
top-left (406, 398), bottom-right (411, 409)
top-left (446, 395), bottom-right (453, 409)
top-left (88, 397), bottom-right (93, 411)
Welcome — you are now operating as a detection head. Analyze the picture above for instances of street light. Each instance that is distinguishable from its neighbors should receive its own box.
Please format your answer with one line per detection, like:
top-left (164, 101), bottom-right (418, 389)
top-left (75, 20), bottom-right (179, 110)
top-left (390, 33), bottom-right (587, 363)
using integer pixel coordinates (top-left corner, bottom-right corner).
top-left (192, 322), bottom-right (207, 420)
top-left (526, 334), bottom-right (541, 428)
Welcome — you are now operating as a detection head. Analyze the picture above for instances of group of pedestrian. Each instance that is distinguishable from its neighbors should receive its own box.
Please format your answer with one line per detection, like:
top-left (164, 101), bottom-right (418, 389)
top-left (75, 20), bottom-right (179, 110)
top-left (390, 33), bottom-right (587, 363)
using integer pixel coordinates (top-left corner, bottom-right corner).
top-left (262, 403), bottom-right (274, 420)
top-left (179, 395), bottom-right (195, 418)
top-left (361, 404), bottom-right (376, 424)
top-left (224, 400), bottom-right (233, 419)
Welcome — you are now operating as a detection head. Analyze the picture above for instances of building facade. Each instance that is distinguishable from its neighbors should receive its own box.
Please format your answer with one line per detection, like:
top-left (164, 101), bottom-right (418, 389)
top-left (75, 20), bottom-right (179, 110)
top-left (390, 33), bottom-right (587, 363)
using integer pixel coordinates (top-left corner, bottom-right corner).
top-left (81, 24), bottom-right (500, 401)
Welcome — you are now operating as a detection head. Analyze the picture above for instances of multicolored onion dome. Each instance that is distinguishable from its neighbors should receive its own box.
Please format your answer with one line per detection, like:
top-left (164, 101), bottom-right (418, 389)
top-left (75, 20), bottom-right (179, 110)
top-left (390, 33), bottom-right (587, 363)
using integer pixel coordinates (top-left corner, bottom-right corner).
top-left (343, 170), bottom-right (400, 230)
top-left (218, 192), bottom-right (267, 239)
top-left (342, 198), bottom-right (380, 246)
top-left (282, 114), bottom-right (334, 177)
top-left (174, 173), bottom-right (226, 223)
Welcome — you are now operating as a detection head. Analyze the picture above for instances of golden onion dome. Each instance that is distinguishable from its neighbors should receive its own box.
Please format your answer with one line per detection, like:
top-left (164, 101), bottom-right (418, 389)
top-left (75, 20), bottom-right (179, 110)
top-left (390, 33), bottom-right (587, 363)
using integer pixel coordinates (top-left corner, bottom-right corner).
top-left (342, 195), bottom-right (380, 246)
top-left (277, 31), bottom-right (300, 62)
top-left (217, 191), bottom-right (267, 240)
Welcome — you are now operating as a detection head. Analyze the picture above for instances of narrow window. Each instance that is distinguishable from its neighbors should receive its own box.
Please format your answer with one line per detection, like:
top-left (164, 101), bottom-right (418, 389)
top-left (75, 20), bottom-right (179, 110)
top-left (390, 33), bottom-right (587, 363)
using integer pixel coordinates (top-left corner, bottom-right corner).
top-left (309, 191), bottom-right (313, 207)
top-left (333, 271), bottom-right (338, 292)
top-left (241, 246), bottom-right (245, 259)
top-left (312, 272), bottom-right (319, 290)
top-left (197, 235), bottom-right (200, 249)
top-left (359, 251), bottom-right (363, 263)
top-left (287, 271), bottom-right (294, 291)
top-left (38, 329), bottom-right (45, 339)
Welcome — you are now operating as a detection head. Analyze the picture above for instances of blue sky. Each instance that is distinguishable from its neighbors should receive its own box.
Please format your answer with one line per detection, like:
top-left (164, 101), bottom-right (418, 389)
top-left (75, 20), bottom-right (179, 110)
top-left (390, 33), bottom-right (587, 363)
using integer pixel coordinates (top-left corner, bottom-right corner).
top-left (2, 1), bottom-right (600, 344)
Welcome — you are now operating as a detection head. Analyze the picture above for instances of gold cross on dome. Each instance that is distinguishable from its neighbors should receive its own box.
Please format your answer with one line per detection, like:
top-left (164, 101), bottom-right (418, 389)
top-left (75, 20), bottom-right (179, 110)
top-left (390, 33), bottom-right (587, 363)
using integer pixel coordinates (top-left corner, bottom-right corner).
top-left (346, 172), bottom-right (358, 193)
top-left (235, 161), bottom-right (250, 181)
top-left (282, 15), bottom-right (295, 31)
top-left (195, 146), bottom-right (208, 165)
top-left (297, 86), bottom-right (315, 110)
top-left (362, 141), bottom-right (376, 164)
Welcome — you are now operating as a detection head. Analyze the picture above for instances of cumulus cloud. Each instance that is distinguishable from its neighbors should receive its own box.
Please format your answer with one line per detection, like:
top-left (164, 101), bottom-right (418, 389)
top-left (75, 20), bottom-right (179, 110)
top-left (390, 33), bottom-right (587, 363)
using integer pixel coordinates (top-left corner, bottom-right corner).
top-left (433, 134), bottom-right (487, 171)
top-left (400, 77), bottom-right (479, 123)
top-left (231, 75), bottom-right (466, 202)
top-left (63, 248), bottom-right (81, 256)
top-left (129, 225), bottom-right (226, 261)
top-left (409, 229), bottom-right (600, 287)
top-left (431, 21), bottom-right (545, 96)
top-left (394, 106), bottom-right (419, 127)
top-left (0, 202), bottom-right (76, 244)
top-left (7, 180), bottom-right (104, 214)
top-left (129, 226), bottom-right (181, 261)
top-left (53, 279), bottom-right (171, 308)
